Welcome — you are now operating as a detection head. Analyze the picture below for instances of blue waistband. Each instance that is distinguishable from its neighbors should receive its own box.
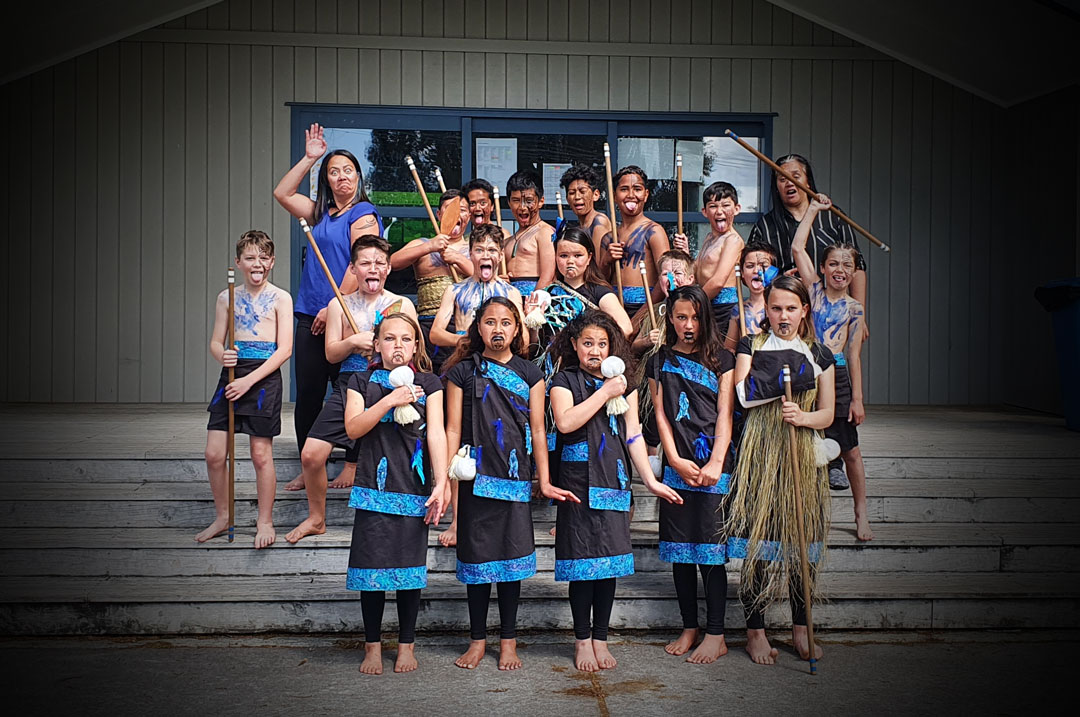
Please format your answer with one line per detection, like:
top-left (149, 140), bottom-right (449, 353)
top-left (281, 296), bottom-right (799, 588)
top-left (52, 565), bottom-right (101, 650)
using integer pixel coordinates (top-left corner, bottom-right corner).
top-left (727, 537), bottom-right (823, 563)
top-left (554, 553), bottom-right (635, 581)
top-left (346, 565), bottom-right (427, 591)
top-left (473, 474), bottom-right (532, 503)
top-left (341, 354), bottom-right (369, 372)
top-left (348, 486), bottom-right (428, 517)
top-left (621, 286), bottom-right (646, 304)
top-left (833, 353), bottom-right (847, 366)
top-left (713, 287), bottom-right (738, 305)
top-left (235, 341), bottom-right (276, 359)
top-left (456, 553), bottom-right (537, 584)
top-left (588, 487), bottom-right (632, 512)
top-left (662, 465), bottom-right (729, 494)
top-left (561, 441), bottom-right (588, 462)
top-left (659, 540), bottom-right (728, 565)
top-left (511, 279), bottom-right (538, 295)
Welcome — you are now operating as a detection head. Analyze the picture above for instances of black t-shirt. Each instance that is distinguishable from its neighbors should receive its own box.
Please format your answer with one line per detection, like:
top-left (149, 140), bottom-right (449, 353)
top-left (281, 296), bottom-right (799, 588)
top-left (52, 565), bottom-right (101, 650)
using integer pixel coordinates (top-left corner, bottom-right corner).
top-left (748, 206), bottom-right (866, 274)
top-left (549, 366), bottom-right (635, 445)
top-left (736, 335), bottom-right (835, 371)
top-left (446, 354), bottom-right (544, 444)
top-left (646, 346), bottom-right (735, 384)
top-left (346, 368), bottom-right (443, 414)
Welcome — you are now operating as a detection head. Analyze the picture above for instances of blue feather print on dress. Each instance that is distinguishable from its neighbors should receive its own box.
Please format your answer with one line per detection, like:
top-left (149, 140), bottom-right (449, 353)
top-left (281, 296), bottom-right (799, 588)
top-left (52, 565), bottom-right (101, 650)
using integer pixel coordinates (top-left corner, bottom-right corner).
top-left (525, 425), bottom-right (532, 454)
top-left (376, 457), bottom-right (387, 492)
top-left (598, 434), bottom-right (606, 457)
top-left (609, 413), bottom-right (619, 436)
top-left (694, 431), bottom-right (712, 461)
top-left (257, 388), bottom-right (266, 411)
top-left (475, 445), bottom-right (483, 471)
top-left (509, 449), bottom-right (519, 479)
top-left (617, 459), bottom-right (629, 490)
top-left (494, 418), bottom-right (504, 451)
top-left (482, 384), bottom-right (490, 403)
top-left (676, 391), bottom-right (690, 422)
top-left (411, 438), bottom-right (426, 485)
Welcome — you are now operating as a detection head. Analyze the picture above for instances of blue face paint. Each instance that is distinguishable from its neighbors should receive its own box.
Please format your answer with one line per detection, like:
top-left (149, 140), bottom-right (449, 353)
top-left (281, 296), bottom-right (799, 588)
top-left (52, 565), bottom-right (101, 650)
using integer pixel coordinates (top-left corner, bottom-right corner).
top-left (667, 271), bottom-right (676, 291)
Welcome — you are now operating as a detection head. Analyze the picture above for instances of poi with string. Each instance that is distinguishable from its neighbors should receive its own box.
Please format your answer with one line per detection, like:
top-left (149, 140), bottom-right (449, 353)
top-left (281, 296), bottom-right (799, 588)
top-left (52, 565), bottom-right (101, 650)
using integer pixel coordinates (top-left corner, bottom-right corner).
top-left (601, 356), bottom-right (629, 416)
top-left (388, 365), bottom-right (421, 425)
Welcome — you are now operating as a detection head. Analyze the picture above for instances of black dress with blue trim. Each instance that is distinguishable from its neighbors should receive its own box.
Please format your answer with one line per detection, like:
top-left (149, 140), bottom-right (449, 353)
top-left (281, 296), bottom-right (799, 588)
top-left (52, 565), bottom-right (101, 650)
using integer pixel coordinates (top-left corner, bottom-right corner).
top-left (345, 368), bottom-right (443, 592)
top-left (549, 367), bottom-right (636, 582)
top-left (447, 354), bottom-right (544, 584)
top-left (206, 341), bottom-right (283, 437)
top-left (647, 347), bottom-right (734, 566)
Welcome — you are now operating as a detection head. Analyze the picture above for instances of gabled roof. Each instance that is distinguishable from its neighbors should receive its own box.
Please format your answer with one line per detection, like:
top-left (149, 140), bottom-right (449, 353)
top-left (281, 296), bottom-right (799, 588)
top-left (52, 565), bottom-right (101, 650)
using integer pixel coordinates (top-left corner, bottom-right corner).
top-left (768, 0), bottom-right (1078, 107)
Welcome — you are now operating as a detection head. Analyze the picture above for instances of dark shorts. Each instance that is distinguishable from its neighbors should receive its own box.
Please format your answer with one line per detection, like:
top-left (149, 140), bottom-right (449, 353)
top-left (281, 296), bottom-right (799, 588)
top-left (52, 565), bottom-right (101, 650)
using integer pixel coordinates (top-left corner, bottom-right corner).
top-left (824, 361), bottom-right (859, 451)
top-left (207, 411), bottom-right (281, 438)
top-left (206, 360), bottom-right (282, 438)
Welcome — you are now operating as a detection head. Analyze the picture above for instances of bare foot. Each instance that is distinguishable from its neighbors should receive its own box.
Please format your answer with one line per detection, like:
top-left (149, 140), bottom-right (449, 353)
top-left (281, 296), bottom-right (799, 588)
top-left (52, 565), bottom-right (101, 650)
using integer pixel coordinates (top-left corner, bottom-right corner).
top-left (360, 642), bottom-right (383, 675)
top-left (856, 515), bottom-right (875, 541)
top-left (254, 522), bottom-right (276, 549)
top-left (498, 638), bottom-right (522, 670)
top-left (745, 629), bottom-right (778, 665)
top-left (793, 626), bottom-right (824, 661)
top-left (395, 643), bottom-right (418, 673)
top-left (687, 634), bottom-right (728, 664)
top-left (665, 628), bottom-right (698, 656)
top-left (284, 516), bottom-right (325, 544)
top-left (283, 473), bottom-right (305, 491)
top-left (574, 639), bottom-right (598, 672)
top-left (438, 522), bottom-right (458, 548)
top-left (195, 517), bottom-right (229, 543)
top-left (328, 462), bottom-right (356, 489)
top-left (592, 639), bottom-right (616, 669)
top-left (455, 639), bottom-right (486, 669)
top-left (549, 525), bottom-right (556, 537)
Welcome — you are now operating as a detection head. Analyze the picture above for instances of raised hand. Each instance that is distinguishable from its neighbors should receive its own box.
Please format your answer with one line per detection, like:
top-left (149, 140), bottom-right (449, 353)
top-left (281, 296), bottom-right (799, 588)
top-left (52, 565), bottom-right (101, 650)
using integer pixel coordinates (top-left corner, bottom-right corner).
top-left (305, 123), bottom-right (327, 161)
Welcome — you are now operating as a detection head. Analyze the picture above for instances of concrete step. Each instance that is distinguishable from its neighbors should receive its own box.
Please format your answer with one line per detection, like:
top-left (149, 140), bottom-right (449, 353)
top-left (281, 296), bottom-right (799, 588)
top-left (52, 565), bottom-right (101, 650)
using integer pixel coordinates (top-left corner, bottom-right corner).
top-left (2, 479), bottom-right (1077, 527)
top-left (6, 523), bottom-right (1068, 577)
top-left (3, 571), bottom-right (1078, 635)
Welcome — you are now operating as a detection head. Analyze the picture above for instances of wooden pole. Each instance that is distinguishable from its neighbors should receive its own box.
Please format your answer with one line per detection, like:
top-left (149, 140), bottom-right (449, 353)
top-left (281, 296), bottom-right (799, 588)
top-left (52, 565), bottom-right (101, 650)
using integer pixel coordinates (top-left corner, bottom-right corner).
top-left (734, 265), bottom-right (745, 339)
top-left (676, 153), bottom-right (683, 236)
top-left (226, 268), bottom-right (236, 544)
top-left (782, 364), bottom-right (819, 676)
top-left (603, 142), bottom-right (625, 306)
top-left (493, 185), bottom-right (508, 276)
top-left (406, 156), bottom-right (460, 282)
top-left (639, 260), bottom-right (657, 334)
top-left (298, 219), bottom-right (360, 334)
top-left (555, 190), bottom-right (565, 221)
top-left (434, 166), bottom-right (447, 193)
top-left (724, 129), bottom-right (889, 252)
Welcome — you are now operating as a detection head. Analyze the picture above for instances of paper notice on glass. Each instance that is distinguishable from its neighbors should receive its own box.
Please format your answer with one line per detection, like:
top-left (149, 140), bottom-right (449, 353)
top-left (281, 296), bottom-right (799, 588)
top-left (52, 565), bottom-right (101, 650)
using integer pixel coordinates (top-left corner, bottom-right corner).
top-left (542, 163), bottom-right (572, 202)
top-left (475, 137), bottom-right (518, 194)
top-left (617, 138), bottom-right (674, 180)
top-left (308, 128), bottom-right (376, 200)
top-left (675, 140), bottom-right (705, 184)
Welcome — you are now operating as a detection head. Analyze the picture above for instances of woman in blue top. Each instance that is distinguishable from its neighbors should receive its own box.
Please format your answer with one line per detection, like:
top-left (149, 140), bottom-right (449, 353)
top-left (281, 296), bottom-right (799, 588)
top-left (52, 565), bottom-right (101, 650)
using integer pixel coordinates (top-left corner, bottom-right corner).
top-left (274, 123), bottom-right (384, 488)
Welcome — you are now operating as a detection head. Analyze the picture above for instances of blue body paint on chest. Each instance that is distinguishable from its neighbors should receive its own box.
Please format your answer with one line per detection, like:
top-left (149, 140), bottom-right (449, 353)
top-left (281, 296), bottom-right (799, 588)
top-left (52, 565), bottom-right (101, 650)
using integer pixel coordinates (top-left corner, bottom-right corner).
top-left (234, 290), bottom-right (277, 333)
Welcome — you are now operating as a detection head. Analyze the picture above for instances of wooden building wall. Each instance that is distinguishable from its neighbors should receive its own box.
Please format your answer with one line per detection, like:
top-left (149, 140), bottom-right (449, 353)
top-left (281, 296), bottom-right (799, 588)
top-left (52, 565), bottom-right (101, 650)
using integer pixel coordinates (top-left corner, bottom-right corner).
top-left (1, 0), bottom-right (1070, 410)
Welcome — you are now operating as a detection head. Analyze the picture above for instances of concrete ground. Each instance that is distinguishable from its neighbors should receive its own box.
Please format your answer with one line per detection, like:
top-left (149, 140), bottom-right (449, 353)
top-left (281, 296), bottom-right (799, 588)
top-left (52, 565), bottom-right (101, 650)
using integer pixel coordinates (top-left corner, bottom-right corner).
top-left (2, 631), bottom-right (1069, 715)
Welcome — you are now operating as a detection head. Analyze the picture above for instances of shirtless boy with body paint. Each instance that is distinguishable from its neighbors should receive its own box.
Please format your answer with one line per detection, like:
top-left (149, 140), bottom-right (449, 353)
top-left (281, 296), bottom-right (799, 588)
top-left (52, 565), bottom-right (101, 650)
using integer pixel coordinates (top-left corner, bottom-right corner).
top-left (504, 170), bottom-right (556, 297)
top-left (284, 236), bottom-right (417, 543)
top-left (462, 178), bottom-right (512, 244)
top-left (560, 164), bottom-right (614, 261)
top-left (604, 166), bottom-right (671, 314)
top-left (692, 181), bottom-right (745, 338)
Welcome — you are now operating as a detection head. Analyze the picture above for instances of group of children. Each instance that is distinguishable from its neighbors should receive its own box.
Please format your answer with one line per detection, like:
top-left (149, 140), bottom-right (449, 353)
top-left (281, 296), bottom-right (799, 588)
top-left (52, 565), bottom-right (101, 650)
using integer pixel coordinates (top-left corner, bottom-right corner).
top-left (201, 154), bottom-right (873, 675)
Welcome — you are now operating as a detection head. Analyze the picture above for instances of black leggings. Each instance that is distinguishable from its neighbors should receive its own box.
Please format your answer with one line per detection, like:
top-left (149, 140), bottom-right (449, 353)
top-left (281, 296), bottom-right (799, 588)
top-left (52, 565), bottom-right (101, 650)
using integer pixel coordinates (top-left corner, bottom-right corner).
top-left (359, 589), bottom-right (422, 644)
top-left (740, 561), bottom-right (807, 631)
top-left (466, 581), bottom-right (521, 640)
top-left (293, 313), bottom-right (340, 455)
top-left (568, 578), bottom-right (617, 641)
top-left (672, 563), bottom-right (728, 635)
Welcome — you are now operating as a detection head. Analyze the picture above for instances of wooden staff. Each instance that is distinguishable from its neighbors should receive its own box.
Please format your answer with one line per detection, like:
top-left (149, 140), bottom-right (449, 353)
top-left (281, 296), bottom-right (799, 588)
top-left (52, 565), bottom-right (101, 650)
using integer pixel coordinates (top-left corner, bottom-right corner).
top-left (298, 218), bottom-right (360, 334)
top-left (226, 268), bottom-right (236, 543)
top-left (639, 260), bottom-right (657, 334)
top-left (493, 185), bottom-right (508, 276)
top-left (782, 364), bottom-right (819, 676)
top-left (434, 166), bottom-right (447, 193)
top-left (406, 156), bottom-right (460, 282)
top-left (733, 265), bottom-right (745, 339)
top-left (603, 142), bottom-right (625, 305)
top-left (724, 129), bottom-right (890, 252)
top-left (676, 153), bottom-right (684, 236)
top-left (555, 190), bottom-right (565, 222)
